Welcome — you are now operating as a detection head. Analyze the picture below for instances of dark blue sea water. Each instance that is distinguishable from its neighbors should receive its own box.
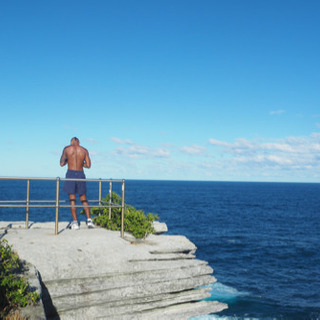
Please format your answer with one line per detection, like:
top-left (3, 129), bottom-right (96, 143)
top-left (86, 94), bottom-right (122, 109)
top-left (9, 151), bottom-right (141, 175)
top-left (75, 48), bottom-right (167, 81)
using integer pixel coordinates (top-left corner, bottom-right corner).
top-left (1, 179), bottom-right (320, 320)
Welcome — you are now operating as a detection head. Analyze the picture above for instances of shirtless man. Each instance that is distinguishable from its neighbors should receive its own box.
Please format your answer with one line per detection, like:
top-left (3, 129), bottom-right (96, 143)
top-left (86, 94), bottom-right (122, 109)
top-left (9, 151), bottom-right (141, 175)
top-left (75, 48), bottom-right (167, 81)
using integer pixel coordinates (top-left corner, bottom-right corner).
top-left (60, 137), bottom-right (94, 229)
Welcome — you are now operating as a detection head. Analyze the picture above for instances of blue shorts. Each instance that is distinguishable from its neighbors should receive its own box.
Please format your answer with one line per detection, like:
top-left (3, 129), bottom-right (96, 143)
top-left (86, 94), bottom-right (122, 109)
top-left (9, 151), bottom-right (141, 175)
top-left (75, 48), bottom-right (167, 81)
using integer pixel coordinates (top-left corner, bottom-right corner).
top-left (63, 170), bottom-right (87, 195)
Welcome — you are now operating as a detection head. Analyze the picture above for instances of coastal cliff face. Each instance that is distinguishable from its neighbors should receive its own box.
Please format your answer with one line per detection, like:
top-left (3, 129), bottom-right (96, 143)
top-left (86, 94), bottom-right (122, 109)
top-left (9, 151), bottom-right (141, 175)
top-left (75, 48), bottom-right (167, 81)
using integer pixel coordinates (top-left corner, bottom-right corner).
top-left (1, 221), bottom-right (227, 319)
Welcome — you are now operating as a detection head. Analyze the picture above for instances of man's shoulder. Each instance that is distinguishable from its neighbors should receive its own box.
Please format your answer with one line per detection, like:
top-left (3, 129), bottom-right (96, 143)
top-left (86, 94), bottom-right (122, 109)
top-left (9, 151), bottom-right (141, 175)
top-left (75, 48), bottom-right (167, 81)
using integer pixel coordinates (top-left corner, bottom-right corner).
top-left (73, 145), bottom-right (88, 155)
top-left (79, 146), bottom-right (89, 152)
top-left (64, 145), bottom-right (77, 154)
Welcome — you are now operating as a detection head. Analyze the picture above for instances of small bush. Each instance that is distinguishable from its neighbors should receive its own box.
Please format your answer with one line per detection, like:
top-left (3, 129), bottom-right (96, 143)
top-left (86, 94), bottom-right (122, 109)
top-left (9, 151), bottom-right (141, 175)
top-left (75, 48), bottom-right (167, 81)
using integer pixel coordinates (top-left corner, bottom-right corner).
top-left (0, 239), bottom-right (39, 318)
top-left (91, 192), bottom-right (158, 239)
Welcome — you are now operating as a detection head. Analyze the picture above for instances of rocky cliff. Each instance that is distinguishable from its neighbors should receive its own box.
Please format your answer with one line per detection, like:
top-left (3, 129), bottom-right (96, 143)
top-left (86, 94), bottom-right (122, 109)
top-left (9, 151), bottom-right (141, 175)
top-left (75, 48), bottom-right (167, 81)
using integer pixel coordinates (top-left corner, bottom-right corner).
top-left (1, 221), bottom-right (227, 319)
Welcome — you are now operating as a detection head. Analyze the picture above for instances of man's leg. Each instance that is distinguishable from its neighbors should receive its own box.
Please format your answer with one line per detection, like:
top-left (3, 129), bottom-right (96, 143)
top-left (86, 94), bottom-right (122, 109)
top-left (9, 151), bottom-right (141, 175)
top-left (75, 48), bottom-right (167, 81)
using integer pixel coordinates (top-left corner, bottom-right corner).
top-left (80, 194), bottom-right (91, 219)
top-left (80, 194), bottom-right (94, 228)
top-left (69, 194), bottom-right (77, 221)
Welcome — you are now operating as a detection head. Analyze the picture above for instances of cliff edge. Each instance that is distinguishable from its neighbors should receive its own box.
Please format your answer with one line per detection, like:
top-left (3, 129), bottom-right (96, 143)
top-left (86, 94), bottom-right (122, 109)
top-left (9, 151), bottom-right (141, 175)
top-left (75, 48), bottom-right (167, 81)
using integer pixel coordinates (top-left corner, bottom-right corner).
top-left (0, 221), bottom-right (227, 319)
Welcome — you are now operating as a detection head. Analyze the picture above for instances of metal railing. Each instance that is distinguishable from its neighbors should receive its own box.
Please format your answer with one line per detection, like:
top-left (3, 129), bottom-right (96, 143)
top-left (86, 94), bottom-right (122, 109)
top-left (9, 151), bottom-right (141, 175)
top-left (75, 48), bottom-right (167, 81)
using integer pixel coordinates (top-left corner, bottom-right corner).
top-left (0, 177), bottom-right (125, 237)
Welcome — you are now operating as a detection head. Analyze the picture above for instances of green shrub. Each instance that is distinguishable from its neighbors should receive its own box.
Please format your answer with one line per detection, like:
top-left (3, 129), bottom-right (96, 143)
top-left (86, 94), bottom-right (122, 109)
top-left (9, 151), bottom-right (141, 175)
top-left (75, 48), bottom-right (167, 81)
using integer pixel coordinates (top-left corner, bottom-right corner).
top-left (0, 239), bottom-right (39, 317)
top-left (91, 192), bottom-right (159, 239)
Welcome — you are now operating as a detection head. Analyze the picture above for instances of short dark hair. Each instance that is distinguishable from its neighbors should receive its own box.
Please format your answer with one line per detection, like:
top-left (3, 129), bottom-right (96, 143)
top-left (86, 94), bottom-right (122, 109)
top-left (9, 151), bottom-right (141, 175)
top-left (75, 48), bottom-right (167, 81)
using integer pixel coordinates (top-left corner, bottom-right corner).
top-left (71, 137), bottom-right (79, 143)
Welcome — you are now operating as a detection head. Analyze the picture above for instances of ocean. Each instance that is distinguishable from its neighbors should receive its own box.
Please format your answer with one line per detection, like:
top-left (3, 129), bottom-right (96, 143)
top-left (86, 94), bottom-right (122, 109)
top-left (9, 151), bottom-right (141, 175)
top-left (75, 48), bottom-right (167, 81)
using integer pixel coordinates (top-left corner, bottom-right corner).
top-left (0, 179), bottom-right (319, 319)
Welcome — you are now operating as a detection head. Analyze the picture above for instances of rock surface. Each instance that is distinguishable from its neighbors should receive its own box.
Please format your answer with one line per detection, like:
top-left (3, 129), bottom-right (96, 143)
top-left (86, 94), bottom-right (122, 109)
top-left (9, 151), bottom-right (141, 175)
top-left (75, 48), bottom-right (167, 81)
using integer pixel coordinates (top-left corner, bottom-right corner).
top-left (152, 221), bottom-right (168, 234)
top-left (0, 221), bottom-right (227, 319)
top-left (18, 261), bottom-right (46, 320)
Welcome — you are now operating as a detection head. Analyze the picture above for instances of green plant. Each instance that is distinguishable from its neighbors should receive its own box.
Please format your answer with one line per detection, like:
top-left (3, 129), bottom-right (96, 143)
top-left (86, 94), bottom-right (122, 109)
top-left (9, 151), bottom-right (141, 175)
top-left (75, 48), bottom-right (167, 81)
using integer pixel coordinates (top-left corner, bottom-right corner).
top-left (92, 192), bottom-right (159, 239)
top-left (0, 239), bottom-right (39, 318)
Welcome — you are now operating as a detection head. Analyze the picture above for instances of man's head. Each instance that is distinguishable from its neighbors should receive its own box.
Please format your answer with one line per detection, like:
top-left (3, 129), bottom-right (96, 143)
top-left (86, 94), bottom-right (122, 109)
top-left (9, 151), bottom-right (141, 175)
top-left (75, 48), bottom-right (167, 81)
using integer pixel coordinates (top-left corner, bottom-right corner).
top-left (71, 137), bottom-right (80, 146)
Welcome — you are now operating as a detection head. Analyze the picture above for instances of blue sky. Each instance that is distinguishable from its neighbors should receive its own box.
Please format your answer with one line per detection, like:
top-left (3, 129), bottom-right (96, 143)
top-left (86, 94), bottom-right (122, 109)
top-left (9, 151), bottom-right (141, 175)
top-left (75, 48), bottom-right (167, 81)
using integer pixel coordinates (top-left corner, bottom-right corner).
top-left (1, 0), bottom-right (320, 182)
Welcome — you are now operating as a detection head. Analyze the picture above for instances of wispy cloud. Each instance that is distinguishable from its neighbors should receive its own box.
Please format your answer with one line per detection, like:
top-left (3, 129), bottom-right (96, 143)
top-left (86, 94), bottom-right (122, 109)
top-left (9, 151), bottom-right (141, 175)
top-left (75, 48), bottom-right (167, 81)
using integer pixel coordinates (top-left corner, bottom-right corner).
top-left (86, 138), bottom-right (99, 144)
top-left (112, 137), bottom-right (170, 159)
top-left (111, 137), bottom-right (134, 145)
top-left (209, 138), bottom-right (256, 155)
top-left (208, 138), bottom-right (230, 147)
top-left (154, 148), bottom-right (170, 157)
top-left (208, 134), bottom-right (320, 172)
top-left (114, 145), bottom-right (148, 158)
top-left (180, 144), bottom-right (206, 155)
top-left (270, 109), bottom-right (285, 115)
top-left (98, 134), bottom-right (320, 181)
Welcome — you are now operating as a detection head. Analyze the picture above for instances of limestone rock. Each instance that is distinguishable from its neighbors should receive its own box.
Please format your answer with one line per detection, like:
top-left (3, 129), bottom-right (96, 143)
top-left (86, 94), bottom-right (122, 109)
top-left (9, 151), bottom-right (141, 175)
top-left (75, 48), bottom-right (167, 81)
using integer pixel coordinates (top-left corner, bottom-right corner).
top-left (153, 221), bottom-right (168, 234)
top-left (17, 262), bottom-right (46, 320)
top-left (3, 222), bottom-right (228, 319)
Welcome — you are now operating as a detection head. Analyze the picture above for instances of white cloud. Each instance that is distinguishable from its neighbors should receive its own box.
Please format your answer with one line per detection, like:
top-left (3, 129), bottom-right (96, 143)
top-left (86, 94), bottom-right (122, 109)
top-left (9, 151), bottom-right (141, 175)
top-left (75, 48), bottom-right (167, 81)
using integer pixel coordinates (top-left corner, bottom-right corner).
top-left (112, 139), bottom-right (170, 159)
top-left (90, 134), bottom-right (320, 182)
top-left (270, 109), bottom-right (285, 115)
top-left (311, 132), bottom-right (320, 139)
top-left (208, 138), bottom-right (230, 147)
top-left (128, 145), bottom-right (149, 155)
top-left (111, 137), bottom-right (134, 145)
top-left (208, 133), bottom-right (320, 173)
top-left (180, 145), bottom-right (206, 155)
top-left (86, 138), bottom-right (99, 144)
top-left (236, 154), bottom-right (293, 165)
top-left (153, 148), bottom-right (170, 158)
top-left (261, 142), bottom-right (295, 153)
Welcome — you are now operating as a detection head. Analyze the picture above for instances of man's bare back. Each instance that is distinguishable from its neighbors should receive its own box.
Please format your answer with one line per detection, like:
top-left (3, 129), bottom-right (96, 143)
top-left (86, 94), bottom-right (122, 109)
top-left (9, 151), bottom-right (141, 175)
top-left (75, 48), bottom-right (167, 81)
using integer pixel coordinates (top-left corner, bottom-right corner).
top-left (60, 137), bottom-right (91, 171)
top-left (60, 137), bottom-right (93, 228)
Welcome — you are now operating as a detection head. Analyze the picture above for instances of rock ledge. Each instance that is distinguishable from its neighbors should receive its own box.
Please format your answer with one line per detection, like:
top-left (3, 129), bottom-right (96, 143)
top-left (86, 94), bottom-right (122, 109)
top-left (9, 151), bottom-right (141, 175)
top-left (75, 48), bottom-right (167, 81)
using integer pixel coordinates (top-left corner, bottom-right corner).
top-left (1, 221), bottom-right (227, 319)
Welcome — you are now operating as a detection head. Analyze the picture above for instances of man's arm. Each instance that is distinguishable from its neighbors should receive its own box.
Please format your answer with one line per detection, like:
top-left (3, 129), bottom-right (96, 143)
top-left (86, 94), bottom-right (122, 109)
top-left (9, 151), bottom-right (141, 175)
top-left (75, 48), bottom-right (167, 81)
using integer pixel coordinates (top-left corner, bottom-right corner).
top-left (60, 147), bottom-right (68, 167)
top-left (83, 149), bottom-right (91, 169)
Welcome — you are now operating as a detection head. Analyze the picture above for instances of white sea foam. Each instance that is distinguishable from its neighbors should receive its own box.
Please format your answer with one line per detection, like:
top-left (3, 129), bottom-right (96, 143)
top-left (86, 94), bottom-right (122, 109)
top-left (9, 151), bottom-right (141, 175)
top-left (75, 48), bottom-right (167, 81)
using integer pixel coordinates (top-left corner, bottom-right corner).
top-left (190, 315), bottom-right (269, 320)
top-left (189, 283), bottom-right (250, 320)
top-left (192, 283), bottom-right (281, 320)
top-left (204, 282), bottom-right (248, 303)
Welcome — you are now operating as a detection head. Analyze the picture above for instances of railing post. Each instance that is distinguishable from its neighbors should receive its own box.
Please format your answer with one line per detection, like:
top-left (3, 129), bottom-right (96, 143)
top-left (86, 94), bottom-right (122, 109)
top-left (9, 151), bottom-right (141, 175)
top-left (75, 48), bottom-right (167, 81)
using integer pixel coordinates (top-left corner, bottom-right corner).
top-left (109, 179), bottom-right (112, 219)
top-left (55, 178), bottom-right (60, 235)
top-left (121, 179), bottom-right (125, 238)
top-left (26, 179), bottom-right (30, 229)
top-left (99, 179), bottom-right (102, 207)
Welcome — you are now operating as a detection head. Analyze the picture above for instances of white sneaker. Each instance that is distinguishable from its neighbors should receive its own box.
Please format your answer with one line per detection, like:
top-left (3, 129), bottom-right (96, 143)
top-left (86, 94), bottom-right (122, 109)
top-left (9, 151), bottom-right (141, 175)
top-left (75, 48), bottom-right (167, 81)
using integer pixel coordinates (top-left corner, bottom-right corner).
top-left (70, 221), bottom-right (80, 230)
top-left (87, 219), bottom-right (94, 229)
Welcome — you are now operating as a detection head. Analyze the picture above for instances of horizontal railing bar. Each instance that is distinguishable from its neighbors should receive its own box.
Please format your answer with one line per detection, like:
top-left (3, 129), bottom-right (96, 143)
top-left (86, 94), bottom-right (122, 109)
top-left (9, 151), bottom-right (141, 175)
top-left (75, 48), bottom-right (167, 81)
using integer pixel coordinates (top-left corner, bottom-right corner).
top-left (0, 177), bottom-right (58, 181)
top-left (0, 206), bottom-right (58, 208)
top-left (67, 179), bottom-right (121, 182)
top-left (0, 200), bottom-right (115, 204)
top-left (0, 177), bottom-right (123, 183)
top-left (59, 205), bottom-right (121, 208)
top-left (0, 204), bottom-right (122, 208)
top-left (0, 200), bottom-right (29, 203)
top-left (0, 200), bottom-right (62, 203)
